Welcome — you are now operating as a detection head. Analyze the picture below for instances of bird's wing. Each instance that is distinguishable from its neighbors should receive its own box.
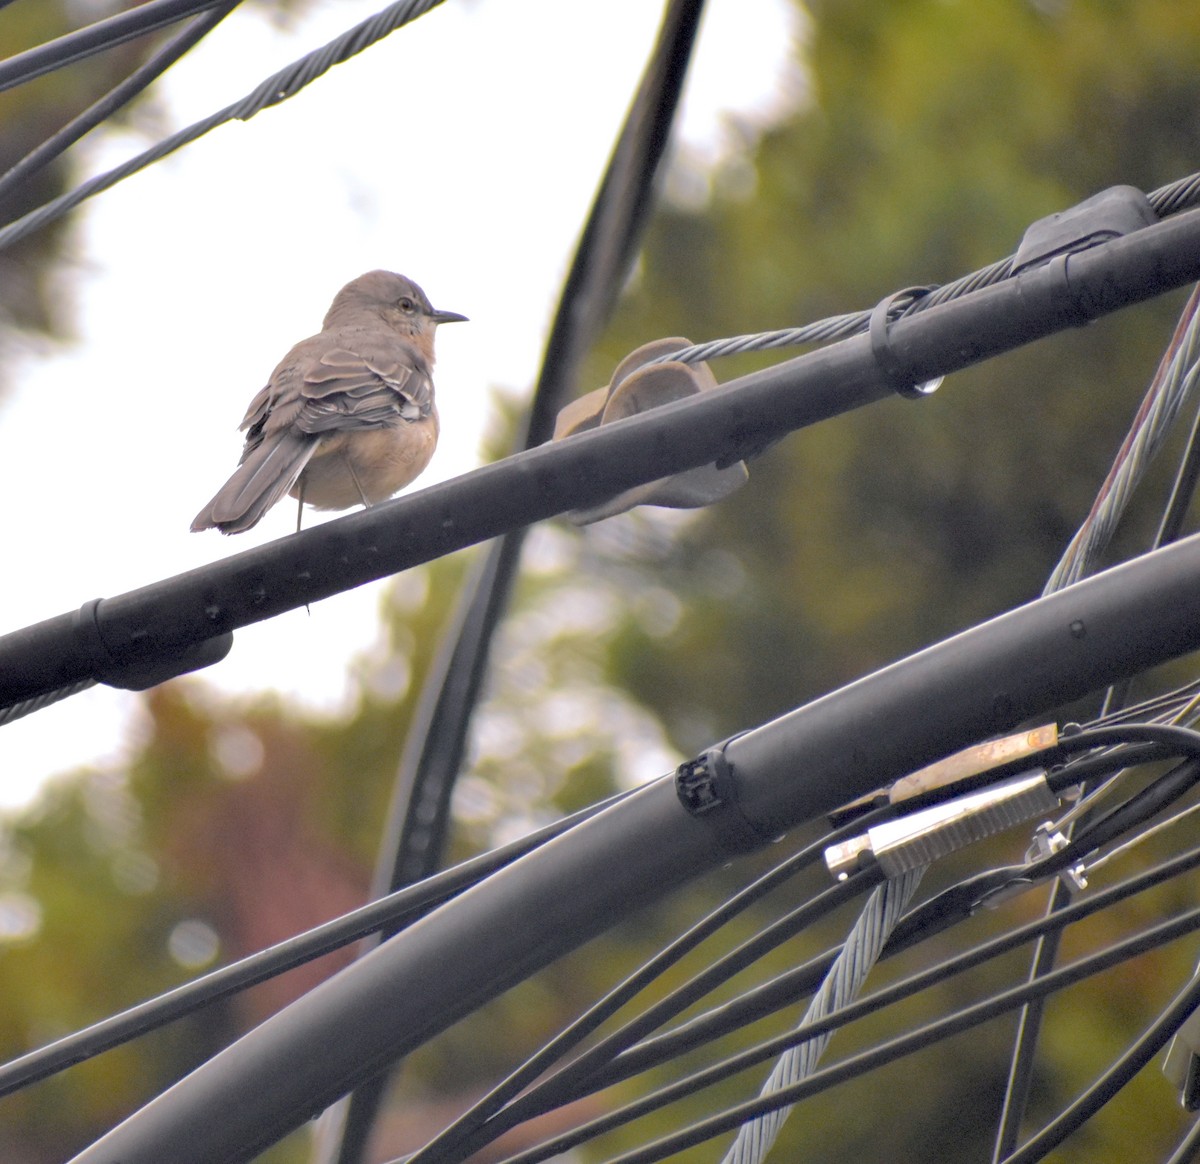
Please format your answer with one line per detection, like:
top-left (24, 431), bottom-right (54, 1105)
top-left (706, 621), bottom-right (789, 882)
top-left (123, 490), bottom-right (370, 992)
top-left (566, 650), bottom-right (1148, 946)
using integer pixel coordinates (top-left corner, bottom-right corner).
top-left (190, 342), bottom-right (322, 533)
top-left (295, 342), bottom-right (434, 434)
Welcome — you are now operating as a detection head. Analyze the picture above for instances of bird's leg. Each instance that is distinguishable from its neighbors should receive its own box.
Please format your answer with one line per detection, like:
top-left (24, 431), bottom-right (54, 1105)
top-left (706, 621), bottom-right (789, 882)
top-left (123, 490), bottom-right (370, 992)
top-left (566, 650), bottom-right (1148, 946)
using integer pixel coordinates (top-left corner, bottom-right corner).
top-left (295, 475), bottom-right (307, 533)
top-left (344, 455), bottom-right (373, 510)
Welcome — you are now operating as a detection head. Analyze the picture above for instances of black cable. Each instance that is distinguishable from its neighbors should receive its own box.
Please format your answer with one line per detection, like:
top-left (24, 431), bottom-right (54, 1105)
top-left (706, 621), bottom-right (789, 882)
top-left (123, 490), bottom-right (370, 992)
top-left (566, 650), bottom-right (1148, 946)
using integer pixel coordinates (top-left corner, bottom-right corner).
top-left (0, 791), bottom-right (630, 1097)
top-left (400, 877), bottom-right (878, 1164)
top-left (406, 815), bottom-right (887, 1164)
top-left (478, 849), bottom-right (1200, 1164)
top-left (0, 3), bottom-right (239, 213)
top-left (579, 903), bottom-right (1200, 1164)
top-left (0, 0), bottom-right (230, 93)
top-left (593, 840), bottom-right (1200, 1097)
top-left (1000, 969), bottom-right (1200, 1164)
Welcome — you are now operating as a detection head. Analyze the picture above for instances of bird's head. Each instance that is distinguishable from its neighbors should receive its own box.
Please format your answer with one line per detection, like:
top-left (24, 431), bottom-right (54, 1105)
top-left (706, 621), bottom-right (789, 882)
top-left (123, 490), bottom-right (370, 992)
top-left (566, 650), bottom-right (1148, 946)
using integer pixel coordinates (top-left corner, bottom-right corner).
top-left (324, 270), bottom-right (467, 339)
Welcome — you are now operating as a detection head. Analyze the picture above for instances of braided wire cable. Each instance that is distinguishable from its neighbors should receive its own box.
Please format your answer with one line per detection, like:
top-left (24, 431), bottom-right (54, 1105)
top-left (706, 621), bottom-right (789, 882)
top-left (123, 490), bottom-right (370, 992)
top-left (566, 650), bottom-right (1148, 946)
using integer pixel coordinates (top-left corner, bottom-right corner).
top-left (656, 171), bottom-right (1200, 373)
top-left (0, 0), bottom-right (446, 255)
top-left (0, 679), bottom-right (96, 727)
top-left (720, 866), bottom-right (926, 1164)
top-left (1043, 285), bottom-right (1200, 594)
top-left (1150, 173), bottom-right (1200, 218)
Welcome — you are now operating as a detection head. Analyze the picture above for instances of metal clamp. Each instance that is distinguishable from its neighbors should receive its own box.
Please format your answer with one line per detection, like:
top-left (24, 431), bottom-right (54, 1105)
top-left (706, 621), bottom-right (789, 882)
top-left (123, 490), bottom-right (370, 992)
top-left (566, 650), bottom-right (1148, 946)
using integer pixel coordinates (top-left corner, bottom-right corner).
top-left (825, 770), bottom-right (1059, 881)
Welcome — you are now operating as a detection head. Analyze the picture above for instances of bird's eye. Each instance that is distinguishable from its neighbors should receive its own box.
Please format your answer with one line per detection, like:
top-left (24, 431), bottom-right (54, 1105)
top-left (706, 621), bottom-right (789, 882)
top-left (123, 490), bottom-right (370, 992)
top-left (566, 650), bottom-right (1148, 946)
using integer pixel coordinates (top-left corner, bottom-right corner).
top-left (397, 296), bottom-right (416, 313)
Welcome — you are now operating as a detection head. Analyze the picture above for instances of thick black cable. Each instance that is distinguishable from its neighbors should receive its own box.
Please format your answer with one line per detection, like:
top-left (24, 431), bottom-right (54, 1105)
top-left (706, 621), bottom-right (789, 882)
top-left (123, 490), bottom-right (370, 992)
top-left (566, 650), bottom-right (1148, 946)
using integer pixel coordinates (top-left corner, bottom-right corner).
top-left (63, 511), bottom-right (1200, 1162)
top-left (7, 204), bottom-right (1200, 715)
top-left (409, 730), bottom-right (1200, 1161)
top-left (0, 4), bottom-right (239, 212)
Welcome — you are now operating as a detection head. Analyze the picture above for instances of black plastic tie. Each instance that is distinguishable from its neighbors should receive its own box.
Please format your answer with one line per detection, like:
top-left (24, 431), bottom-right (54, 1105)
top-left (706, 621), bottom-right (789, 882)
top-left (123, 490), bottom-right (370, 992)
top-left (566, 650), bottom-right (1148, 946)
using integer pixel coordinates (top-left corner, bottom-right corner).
top-left (675, 744), bottom-right (774, 855)
top-left (869, 286), bottom-right (940, 399)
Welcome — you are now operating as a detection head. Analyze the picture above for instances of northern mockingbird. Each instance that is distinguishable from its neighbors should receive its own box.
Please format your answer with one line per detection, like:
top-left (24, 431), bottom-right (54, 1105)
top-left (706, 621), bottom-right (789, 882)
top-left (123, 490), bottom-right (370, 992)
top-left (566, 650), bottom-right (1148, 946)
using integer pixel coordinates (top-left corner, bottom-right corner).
top-left (191, 270), bottom-right (465, 534)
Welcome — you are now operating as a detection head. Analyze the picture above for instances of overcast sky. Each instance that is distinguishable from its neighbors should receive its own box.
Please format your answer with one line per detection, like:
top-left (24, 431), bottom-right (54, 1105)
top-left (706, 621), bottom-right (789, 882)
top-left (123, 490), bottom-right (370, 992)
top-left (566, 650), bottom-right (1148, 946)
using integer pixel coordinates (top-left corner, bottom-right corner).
top-left (0, 0), bottom-right (801, 809)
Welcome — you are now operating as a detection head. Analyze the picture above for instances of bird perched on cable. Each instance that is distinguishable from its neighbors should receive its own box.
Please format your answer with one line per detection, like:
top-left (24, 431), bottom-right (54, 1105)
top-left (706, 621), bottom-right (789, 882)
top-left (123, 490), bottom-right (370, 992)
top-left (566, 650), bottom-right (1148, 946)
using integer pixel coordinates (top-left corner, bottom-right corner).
top-left (191, 270), bottom-right (466, 535)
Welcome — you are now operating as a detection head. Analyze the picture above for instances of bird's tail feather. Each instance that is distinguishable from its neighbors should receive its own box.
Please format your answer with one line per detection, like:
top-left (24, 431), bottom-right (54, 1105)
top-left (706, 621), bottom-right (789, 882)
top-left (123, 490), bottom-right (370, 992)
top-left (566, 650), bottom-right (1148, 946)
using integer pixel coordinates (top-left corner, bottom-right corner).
top-left (191, 432), bottom-right (318, 534)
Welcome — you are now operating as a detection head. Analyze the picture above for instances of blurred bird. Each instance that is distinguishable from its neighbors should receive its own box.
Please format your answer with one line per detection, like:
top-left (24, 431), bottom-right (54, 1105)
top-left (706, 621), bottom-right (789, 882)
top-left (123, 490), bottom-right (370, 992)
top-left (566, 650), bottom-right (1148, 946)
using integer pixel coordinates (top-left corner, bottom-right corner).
top-left (191, 270), bottom-right (466, 534)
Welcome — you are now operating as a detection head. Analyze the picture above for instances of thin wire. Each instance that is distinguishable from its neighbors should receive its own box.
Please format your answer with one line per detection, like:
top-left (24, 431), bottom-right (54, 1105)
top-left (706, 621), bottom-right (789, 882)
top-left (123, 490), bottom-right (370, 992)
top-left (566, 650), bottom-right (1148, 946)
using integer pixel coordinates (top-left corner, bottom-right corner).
top-left (649, 179), bottom-right (1200, 373)
top-left (995, 285), bottom-right (1200, 1158)
top-left (521, 902), bottom-right (1200, 1164)
top-left (0, 679), bottom-right (95, 726)
top-left (0, 0), bottom-right (448, 255)
top-left (1085, 799), bottom-right (1200, 875)
top-left (999, 969), bottom-right (1200, 1164)
top-left (0, 790), bottom-right (631, 1097)
top-left (0, 4), bottom-right (240, 208)
top-left (0, 0), bottom-right (230, 93)
top-left (1043, 285), bottom-right (1200, 592)
top-left (479, 844), bottom-right (1200, 1164)
top-left (408, 868), bottom-right (881, 1164)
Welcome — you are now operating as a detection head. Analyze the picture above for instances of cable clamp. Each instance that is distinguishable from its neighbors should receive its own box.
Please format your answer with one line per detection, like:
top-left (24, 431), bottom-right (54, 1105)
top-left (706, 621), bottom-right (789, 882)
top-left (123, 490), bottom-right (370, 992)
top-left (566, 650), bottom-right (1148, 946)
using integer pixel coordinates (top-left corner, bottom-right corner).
top-left (825, 770), bottom-right (1059, 881)
top-left (868, 286), bottom-right (943, 399)
top-left (676, 744), bottom-right (776, 856)
top-left (1025, 822), bottom-right (1088, 892)
top-left (1012, 184), bottom-right (1157, 274)
top-left (72, 598), bottom-right (233, 691)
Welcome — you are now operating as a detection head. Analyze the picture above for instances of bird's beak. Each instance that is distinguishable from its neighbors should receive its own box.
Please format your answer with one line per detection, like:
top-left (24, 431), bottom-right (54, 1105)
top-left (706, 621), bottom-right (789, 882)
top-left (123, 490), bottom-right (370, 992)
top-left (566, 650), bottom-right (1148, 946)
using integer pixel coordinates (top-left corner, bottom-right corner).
top-left (430, 308), bottom-right (468, 324)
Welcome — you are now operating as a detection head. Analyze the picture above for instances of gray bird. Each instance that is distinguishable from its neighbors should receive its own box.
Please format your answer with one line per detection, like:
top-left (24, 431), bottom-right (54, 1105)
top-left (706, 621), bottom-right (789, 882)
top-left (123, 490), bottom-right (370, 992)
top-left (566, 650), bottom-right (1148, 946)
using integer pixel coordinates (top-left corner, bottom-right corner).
top-left (191, 270), bottom-right (466, 534)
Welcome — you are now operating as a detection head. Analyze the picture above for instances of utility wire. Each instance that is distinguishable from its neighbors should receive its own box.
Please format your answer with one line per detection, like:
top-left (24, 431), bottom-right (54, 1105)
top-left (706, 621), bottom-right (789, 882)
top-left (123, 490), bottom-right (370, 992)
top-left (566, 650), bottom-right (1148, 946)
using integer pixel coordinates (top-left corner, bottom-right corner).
top-left (994, 284), bottom-right (1200, 1159)
top-left (0, 3), bottom-right (239, 210)
top-left (0, 0), bottom-right (230, 92)
top-left (0, 0), bottom-right (448, 255)
top-left (479, 844), bottom-right (1200, 1164)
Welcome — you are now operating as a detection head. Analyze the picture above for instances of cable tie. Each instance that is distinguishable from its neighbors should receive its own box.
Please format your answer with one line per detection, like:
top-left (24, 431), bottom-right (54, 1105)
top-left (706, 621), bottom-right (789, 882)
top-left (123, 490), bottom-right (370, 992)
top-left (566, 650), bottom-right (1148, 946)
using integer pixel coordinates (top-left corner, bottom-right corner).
top-left (868, 286), bottom-right (943, 399)
top-left (1025, 822), bottom-right (1089, 892)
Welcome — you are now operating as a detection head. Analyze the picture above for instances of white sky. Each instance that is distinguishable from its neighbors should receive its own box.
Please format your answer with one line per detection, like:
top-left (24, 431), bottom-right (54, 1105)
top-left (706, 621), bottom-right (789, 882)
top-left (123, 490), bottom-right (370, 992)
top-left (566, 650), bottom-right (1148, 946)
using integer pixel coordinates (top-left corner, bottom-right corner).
top-left (0, 0), bottom-right (801, 809)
